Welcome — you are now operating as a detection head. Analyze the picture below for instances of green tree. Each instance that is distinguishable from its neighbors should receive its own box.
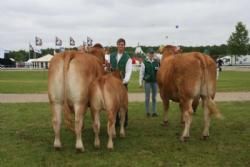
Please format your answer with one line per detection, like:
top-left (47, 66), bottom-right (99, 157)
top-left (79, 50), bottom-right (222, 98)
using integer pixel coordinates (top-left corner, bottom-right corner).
top-left (227, 21), bottom-right (249, 64)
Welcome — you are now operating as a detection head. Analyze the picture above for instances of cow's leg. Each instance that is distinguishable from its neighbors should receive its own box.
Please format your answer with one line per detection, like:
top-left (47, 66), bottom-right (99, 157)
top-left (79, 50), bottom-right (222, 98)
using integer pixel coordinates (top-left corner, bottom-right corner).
top-left (180, 100), bottom-right (193, 141)
top-left (91, 109), bottom-right (101, 148)
top-left (161, 97), bottom-right (169, 126)
top-left (74, 103), bottom-right (85, 152)
top-left (202, 98), bottom-right (211, 139)
top-left (51, 102), bottom-right (63, 149)
top-left (119, 107), bottom-right (126, 138)
top-left (192, 97), bottom-right (200, 113)
top-left (107, 110), bottom-right (115, 150)
top-left (112, 112), bottom-right (117, 138)
top-left (179, 103), bottom-right (185, 125)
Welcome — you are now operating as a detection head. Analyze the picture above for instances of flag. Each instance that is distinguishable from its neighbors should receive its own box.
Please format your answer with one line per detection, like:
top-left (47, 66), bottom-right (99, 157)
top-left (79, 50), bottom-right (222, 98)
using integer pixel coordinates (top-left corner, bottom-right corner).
top-left (29, 44), bottom-right (34, 51)
top-left (55, 37), bottom-right (62, 46)
top-left (82, 41), bottom-right (86, 47)
top-left (34, 48), bottom-right (41, 54)
top-left (87, 36), bottom-right (93, 46)
top-left (70, 37), bottom-right (75, 46)
top-left (35, 36), bottom-right (42, 46)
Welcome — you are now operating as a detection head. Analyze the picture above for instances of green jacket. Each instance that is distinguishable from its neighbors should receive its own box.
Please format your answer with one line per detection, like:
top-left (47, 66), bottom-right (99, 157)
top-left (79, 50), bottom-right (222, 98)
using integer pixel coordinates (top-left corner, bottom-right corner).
top-left (143, 59), bottom-right (159, 82)
top-left (110, 52), bottom-right (130, 79)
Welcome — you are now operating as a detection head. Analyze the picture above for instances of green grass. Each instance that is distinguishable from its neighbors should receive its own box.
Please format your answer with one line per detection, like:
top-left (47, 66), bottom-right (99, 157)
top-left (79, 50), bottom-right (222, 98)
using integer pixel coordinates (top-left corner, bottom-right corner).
top-left (0, 70), bottom-right (250, 93)
top-left (216, 71), bottom-right (250, 91)
top-left (0, 71), bottom-right (48, 93)
top-left (0, 102), bottom-right (249, 167)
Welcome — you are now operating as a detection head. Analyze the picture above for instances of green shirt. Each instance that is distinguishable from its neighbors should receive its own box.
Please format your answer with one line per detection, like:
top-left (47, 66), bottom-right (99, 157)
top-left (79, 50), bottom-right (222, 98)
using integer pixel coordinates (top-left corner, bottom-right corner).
top-left (143, 59), bottom-right (159, 82)
top-left (110, 52), bottom-right (130, 79)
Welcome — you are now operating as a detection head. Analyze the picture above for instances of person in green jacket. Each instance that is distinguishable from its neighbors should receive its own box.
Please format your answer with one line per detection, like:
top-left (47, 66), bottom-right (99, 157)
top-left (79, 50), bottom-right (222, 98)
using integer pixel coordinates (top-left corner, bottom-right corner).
top-left (109, 38), bottom-right (132, 127)
top-left (139, 48), bottom-right (159, 117)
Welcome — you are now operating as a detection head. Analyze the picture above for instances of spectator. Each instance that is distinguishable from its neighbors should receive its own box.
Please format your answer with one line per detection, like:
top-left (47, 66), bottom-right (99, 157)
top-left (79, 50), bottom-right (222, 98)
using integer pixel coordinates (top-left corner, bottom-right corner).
top-left (139, 48), bottom-right (159, 117)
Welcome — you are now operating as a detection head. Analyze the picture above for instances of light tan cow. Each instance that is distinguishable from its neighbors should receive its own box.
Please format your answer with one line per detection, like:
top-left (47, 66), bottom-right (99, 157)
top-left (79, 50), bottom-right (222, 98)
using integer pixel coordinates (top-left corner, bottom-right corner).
top-left (157, 45), bottom-right (222, 141)
top-left (48, 44), bottom-right (105, 152)
top-left (89, 70), bottom-right (128, 150)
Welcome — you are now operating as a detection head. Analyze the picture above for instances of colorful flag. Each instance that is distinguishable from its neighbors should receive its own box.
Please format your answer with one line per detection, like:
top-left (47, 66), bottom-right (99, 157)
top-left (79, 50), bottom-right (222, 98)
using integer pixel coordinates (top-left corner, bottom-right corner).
top-left (35, 36), bottom-right (42, 46)
top-left (87, 36), bottom-right (93, 46)
top-left (55, 37), bottom-right (62, 46)
top-left (70, 37), bottom-right (75, 46)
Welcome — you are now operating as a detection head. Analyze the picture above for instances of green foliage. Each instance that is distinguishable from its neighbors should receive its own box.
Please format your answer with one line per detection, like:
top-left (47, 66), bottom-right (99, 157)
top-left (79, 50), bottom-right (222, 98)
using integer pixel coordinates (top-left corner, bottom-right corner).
top-left (227, 21), bottom-right (249, 56)
top-left (6, 50), bottom-right (29, 62)
top-left (0, 102), bottom-right (249, 166)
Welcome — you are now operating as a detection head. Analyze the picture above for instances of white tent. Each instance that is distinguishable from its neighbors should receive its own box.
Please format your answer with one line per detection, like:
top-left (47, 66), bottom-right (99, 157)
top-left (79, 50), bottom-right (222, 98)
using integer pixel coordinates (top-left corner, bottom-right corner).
top-left (135, 46), bottom-right (144, 54)
top-left (220, 55), bottom-right (250, 65)
top-left (31, 54), bottom-right (53, 69)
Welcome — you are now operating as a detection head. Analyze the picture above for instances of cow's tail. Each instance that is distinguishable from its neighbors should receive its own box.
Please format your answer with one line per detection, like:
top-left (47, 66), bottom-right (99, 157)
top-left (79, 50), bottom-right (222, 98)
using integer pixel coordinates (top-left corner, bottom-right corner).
top-left (206, 97), bottom-right (223, 119)
top-left (201, 54), bottom-right (223, 119)
top-left (63, 52), bottom-right (75, 132)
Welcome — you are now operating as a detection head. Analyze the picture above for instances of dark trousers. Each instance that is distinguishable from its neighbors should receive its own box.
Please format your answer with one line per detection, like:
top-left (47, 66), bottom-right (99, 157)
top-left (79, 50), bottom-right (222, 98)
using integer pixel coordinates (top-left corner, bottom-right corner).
top-left (115, 84), bottom-right (128, 127)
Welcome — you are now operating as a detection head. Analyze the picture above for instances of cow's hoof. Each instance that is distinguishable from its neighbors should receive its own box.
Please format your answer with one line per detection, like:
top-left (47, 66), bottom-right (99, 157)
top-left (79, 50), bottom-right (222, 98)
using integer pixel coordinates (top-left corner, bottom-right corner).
top-left (160, 121), bottom-right (168, 127)
top-left (107, 144), bottom-right (114, 150)
top-left (54, 146), bottom-right (62, 151)
top-left (180, 136), bottom-right (189, 142)
top-left (76, 147), bottom-right (85, 153)
top-left (120, 133), bottom-right (126, 138)
top-left (94, 143), bottom-right (100, 149)
top-left (201, 135), bottom-right (209, 140)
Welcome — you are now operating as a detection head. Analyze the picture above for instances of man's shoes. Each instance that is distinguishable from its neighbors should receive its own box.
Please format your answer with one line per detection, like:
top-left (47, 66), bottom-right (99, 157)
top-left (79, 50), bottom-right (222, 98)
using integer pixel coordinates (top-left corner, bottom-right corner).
top-left (152, 113), bottom-right (158, 117)
top-left (146, 113), bottom-right (151, 117)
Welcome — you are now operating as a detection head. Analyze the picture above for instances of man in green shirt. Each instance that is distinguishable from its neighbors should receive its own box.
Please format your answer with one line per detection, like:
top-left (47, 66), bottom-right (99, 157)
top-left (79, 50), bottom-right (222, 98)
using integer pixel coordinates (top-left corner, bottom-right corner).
top-left (109, 38), bottom-right (132, 128)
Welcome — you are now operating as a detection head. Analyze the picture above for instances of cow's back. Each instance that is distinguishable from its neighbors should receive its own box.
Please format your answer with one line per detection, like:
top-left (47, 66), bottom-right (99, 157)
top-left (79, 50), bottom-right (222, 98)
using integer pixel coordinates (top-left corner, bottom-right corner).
top-left (157, 52), bottom-right (213, 101)
top-left (48, 51), bottom-right (104, 104)
top-left (48, 53), bottom-right (64, 103)
top-left (90, 74), bottom-right (128, 111)
top-left (66, 53), bottom-right (104, 104)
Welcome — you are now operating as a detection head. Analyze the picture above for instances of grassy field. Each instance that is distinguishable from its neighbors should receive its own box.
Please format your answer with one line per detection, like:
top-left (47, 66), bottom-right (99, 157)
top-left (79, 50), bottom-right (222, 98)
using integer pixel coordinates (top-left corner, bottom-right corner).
top-left (0, 70), bottom-right (250, 93)
top-left (0, 102), bottom-right (249, 167)
top-left (0, 71), bottom-right (48, 93)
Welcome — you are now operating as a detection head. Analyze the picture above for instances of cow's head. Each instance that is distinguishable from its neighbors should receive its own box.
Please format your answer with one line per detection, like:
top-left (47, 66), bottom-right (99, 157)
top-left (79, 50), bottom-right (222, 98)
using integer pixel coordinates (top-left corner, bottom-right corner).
top-left (161, 45), bottom-right (181, 60)
top-left (88, 43), bottom-right (106, 64)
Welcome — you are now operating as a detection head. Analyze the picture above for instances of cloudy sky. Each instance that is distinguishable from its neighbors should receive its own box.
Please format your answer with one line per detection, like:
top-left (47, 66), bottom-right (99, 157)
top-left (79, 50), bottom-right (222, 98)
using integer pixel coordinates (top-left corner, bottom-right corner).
top-left (0, 0), bottom-right (249, 51)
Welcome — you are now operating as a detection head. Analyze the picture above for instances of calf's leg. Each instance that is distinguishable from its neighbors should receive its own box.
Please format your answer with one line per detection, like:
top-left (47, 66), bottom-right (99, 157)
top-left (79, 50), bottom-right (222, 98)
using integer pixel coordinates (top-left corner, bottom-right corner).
top-left (119, 108), bottom-right (126, 138)
top-left (91, 108), bottom-right (101, 148)
top-left (107, 110), bottom-right (115, 149)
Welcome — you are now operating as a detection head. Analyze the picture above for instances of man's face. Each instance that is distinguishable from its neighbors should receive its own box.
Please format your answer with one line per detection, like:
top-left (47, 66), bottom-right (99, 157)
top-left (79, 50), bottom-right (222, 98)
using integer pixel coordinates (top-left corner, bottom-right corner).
top-left (149, 53), bottom-right (154, 60)
top-left (117, 42), bottom-right (125, 54)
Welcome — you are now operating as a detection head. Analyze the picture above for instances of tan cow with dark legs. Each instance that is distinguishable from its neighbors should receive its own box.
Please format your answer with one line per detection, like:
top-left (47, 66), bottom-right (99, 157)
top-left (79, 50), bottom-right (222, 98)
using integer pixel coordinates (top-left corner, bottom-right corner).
top-left (157, 45), bottom-right (222, 141)
top-left (48, 44), bottom-right (105, 152)
top-left (89, 70), bottom-right (128, 150)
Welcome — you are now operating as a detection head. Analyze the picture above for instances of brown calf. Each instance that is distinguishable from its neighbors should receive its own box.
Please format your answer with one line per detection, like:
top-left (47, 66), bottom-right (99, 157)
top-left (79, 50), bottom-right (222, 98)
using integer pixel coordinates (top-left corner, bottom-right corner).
top-left (89, 70), bottom-right (128, 149)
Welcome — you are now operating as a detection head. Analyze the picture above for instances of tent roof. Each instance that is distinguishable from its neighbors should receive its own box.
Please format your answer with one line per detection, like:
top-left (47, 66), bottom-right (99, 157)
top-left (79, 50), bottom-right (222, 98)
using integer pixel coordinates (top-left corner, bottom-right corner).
top-left (33, 54), bottom-right (53, 62)
top-left (135, 46), bottom-right (144, 54)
